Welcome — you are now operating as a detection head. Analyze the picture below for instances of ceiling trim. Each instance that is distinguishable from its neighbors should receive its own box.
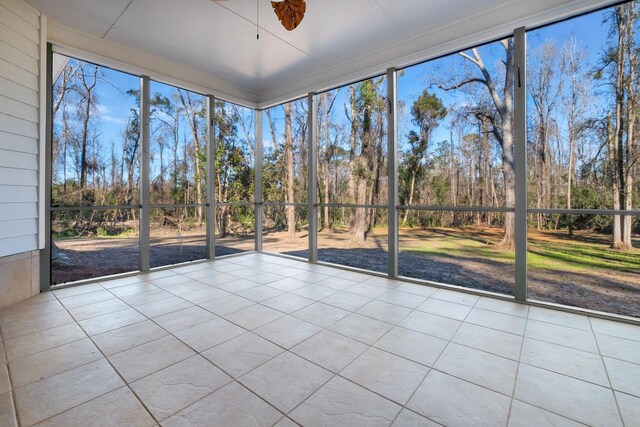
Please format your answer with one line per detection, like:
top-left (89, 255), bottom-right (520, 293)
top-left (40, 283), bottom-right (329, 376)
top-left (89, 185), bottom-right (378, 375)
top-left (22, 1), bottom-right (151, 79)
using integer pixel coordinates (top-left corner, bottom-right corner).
top-left (47, 20), bottom-right (260, 108)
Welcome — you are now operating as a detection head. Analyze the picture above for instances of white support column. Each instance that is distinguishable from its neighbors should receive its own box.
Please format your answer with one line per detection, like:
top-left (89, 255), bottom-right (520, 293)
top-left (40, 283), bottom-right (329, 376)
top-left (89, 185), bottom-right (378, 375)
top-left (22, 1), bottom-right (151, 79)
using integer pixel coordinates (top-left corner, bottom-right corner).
top-left (308, 93), bottom-right (318, 262)
top-left (139, 75), bottom-right (151, 272)
top-left (514, 27), bottom-right (528, 301)
top-left (387, 68), bottom-right (399, 278)
top-left (206, 95), bottom-right (216, 259)
top-left (255, 110), bottom-right (263, 252)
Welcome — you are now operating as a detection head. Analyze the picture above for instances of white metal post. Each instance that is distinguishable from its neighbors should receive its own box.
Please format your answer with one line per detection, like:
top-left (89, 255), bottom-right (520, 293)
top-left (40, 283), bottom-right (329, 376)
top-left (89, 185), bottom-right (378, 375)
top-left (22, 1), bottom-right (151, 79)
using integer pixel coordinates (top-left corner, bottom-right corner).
top-left (139, 76), bottom-right (151, 271)
top-left (255, 110), bottom-right (263, 252)
top-left (206, 95), bottom-right (216, 259)
top-left (514, 27), bottom-right (528, 301)
top-left (387, 68), bottom-right (399, 278)
top-left (308, 93), bottom-right (318, 262)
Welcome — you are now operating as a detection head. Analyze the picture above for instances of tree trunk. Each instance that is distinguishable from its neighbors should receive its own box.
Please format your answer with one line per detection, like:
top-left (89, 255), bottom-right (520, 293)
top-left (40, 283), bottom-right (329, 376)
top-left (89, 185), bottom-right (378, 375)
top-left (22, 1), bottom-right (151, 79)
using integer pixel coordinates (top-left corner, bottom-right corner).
top-left (284, 103), bottom-right (296, 237)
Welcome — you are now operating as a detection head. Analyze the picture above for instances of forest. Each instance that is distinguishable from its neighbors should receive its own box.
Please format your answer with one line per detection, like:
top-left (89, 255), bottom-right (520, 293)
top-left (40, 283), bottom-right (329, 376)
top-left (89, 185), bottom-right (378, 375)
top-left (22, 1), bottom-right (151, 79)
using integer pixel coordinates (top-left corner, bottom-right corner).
top-left (50, 2), bottom-right (639, 316)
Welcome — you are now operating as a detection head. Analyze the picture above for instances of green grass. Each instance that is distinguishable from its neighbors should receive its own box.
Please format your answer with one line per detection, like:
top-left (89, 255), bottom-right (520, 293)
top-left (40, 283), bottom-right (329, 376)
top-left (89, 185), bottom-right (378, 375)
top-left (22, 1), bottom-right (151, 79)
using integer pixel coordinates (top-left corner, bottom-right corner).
top-left (401, 228), bottom-right (640, 274)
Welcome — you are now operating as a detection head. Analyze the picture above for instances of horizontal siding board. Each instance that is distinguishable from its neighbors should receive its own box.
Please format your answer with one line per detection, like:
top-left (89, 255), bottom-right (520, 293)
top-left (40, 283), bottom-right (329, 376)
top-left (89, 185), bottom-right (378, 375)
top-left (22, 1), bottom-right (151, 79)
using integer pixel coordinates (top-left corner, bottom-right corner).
top-left (0, 218), bottom-right (36, 239)
top-left (0, 149), bottom-right (37, 170)
top-left (0, 167), bottom-right (37, 186)
top-left (0, 5), bottom-right (39, 43)
top-left (0, 57), bottom-right (38, 89)
top-left (0, 112), bottom-right (38, 138)
top-left (0, 131), bottom-right (37, 154)
top-left (0, 202), bottom-right (37, 220)
top-left (0, 94), bottom-right (38, 123)
top-left (0, 22), bottom-right (38, 59)
top-left (0, 39), bottom-right (38, 74)
top-left (1, 0), bottom-right (39, 28)
top-left (0, 234), bottom-right (37, 258)
top-left (0, 185), bottom-right (37, 202)
top-left (0, 76), bottom-right (38, 107)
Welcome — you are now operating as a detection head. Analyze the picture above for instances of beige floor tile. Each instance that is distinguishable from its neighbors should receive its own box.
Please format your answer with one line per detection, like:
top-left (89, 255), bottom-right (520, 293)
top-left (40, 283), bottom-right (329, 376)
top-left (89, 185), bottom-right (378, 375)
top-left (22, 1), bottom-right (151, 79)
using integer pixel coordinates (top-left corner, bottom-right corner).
top-left (375, 326), bottom-right (448, 367)
top-left (92, 320), bottom-right (168, 356)
top-left (120, 288), bottom-right (174, 306)
top-left (180, 287), bottom-right (229, 304)
top-left (237, 285), bottom-right (285, 302)
top-left (79, 308), bottom-right (146, 336)
top-left (329, 313), bottom-right (394, 345)
top-left (239, 352), bottom-right (332, 413)
top-left (466, 307), bottom-right (526, 335)
top-left (392, 409), bottom-right (440, 427)
top-left (376, 290), bottom-right (427, 309)
top-left (216, 279), bottom-right (262, 293)
top-left (109, 282), bottom-right (159, 298)
top-left (134, 296), bottom-right (193, 318)
top-left (0, 365), bottom-right (9, 394)
top-left (0, 310), bottom-right (75, 340)
top-left (58, 289), bottom-right (116, 309)
top-left (596, 333), bottom-right (640, 365)
top-left (336, 270), bottom-right (376, 282)
top-left (3, 323), bottom-right (86, 361)
top-left (109, 335), bottom-right (195, 382)
top-left (452, 322), bottom-right (523, 360)
top-left (224, 304), bottom-right (284, 330)
top-left (508, 400), bottom-right (584, 427)
top-left (162, 280), bottom-right (211, 296)
top-left (98, 276), bottom-right (147, 289)
top-left (202, 333), bottom-right (283, 378)
top-left (10, 338), bottom-right (102, 388)
top-left (590, 317), bottom-right (640, 342)
top-left (291, 330), bottom-right (368, 373)
top-left (136, 269), bottom-right (176, 281)
top-left (262, 294), bottom-right (315, 314)
top-left (290, 376), bottom-right (400, 427)
top-left (514, 364), bottom-right (622, 426)
top-left (51, 283), bottom-right (103, 299)
top-left (289, 271), bottom-right (332, 284)
top-left (528, 306), bottom-right (591, 330)
top-left (0, 299), bottom-right (64, 323)
top-left (434, 343), bottom-right (518, 395)
top-left (131, 355), bottom-right (231, 421)
top-left (342, 347), bottom-right (429, 405)
top-left (174, 316), bottom-right (245, 352)
top-left (521, 338), bottom-right (609, 386)
top-left (35, 387), bottom-right (155, 427)
top-left (398, 311), bottom-right (461, 340)
top-left (149, 275), bottom-right (201, 289)
top-left (163, 381), bottom-right (282, 427)
top-left (408, 370), bottom-right (510, 427)
top-left (362, 276), bottom-right (403, 289)
top-left (266, 278), bottom-right (309, 293)
top-left (245, 272), bottom-right (285, 285)
top-left (315, 276), bottom-right (358, 291)
top-left (66, 298), bottom-right (130, 321)
top-left (417, 298), bottom-right (472, 321)
top-left (525, 320), bottom-right (598, 353)
top-left (356, 300), bottom-right (412, 324)
top-left (0, 392), bottom-right (17, 427)
top-left (191, 272), bottom-right (240, 287)
top-left (200, 294), bottom-right (256, 316)
top-left (321, 291), bottom-right (372, 311)
top-left (15, 359), bottom-right (124, 426)
top-left (474, 297), bottom-right (529, 317)
top-left (431, 288), bottom-right (479, 306)
top-left (615, 391), bottom-right (640, 427)
top-left (345, 282), bottom-right (389, 299)
top-left (291, 285), bottom-right (338, 301)
top-left (603, 357), bottom-right (640, 397)
top-left (394, 282), bottom-right (438, 298)
top-left (154, 306), bottom-right (218, 333)
top-left (274, 417), bottom-right (299, 427)
top-left (292, 302), bottom-right (349, 328)
top-left (254, 315), bottom-right (321, 349)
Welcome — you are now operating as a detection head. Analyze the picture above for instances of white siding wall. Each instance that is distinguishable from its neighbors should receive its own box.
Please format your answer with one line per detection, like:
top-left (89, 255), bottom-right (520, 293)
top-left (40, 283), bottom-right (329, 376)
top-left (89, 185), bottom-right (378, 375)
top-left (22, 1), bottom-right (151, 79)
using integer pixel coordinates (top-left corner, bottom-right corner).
top-left (0, 0), bottom-right (41, 258)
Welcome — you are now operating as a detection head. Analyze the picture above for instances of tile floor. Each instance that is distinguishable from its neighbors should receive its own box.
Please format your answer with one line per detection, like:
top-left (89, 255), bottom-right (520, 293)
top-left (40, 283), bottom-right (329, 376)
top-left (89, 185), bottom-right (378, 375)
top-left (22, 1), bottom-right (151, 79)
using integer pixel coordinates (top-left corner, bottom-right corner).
top-left (0, 253), bottom-right (639, 426)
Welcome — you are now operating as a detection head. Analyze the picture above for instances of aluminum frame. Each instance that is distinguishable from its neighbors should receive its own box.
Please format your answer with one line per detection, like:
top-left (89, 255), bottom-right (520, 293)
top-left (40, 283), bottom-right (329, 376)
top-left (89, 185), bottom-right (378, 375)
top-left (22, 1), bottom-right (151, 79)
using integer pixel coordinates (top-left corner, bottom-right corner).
top-left (139, 75), bottom-right (151, 272)
top-left (40, 43), bottom-right (54, 292)
top-left (387, 67), bottom-right (399, 278)
top-left (255, 110), bottom-right (263, 252)
top-left (206, 95), bottom-right (216, 259)
top-left (308, 93), bottom-right (318, 262)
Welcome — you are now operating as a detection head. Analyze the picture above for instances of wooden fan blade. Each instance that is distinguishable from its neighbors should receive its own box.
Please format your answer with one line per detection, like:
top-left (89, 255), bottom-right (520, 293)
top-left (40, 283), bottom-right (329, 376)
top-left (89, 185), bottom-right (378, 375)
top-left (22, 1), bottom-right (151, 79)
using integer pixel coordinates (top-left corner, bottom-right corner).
top-left (271, 0), bottom-right (306, 31)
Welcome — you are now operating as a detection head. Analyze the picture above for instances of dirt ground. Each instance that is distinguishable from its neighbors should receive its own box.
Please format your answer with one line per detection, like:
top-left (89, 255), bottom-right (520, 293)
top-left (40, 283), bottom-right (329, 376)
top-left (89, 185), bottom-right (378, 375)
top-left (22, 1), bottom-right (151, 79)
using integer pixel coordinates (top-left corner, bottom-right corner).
top-left (53, 227), bottom-right (640, 318)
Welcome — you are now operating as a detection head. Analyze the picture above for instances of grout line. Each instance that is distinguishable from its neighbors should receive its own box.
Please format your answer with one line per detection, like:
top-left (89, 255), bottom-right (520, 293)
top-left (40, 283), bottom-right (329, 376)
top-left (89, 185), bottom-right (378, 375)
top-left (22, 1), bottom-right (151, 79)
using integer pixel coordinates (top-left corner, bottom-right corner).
top-left (506, 310), bottom-right (528, 425)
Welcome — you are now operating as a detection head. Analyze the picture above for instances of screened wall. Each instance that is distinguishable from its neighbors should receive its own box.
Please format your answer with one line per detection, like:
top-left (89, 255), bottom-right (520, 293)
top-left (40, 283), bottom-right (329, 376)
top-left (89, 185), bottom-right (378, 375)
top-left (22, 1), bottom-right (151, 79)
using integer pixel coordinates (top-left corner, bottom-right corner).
top-left (46, 1), bottom-right (640, 319)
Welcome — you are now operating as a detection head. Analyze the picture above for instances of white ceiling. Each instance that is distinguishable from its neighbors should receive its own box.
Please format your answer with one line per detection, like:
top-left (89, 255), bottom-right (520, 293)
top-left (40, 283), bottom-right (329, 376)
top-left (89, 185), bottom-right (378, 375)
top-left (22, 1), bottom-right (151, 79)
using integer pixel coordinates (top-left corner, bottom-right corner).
top-left (25, 0), bottom-right (613, 107)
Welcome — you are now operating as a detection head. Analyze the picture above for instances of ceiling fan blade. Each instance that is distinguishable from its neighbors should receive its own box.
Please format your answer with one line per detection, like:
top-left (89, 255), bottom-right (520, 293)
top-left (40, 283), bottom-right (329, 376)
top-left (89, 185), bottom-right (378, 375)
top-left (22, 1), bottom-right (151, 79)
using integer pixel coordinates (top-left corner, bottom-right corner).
top-left (272, 0), bottom-right (306, 31)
